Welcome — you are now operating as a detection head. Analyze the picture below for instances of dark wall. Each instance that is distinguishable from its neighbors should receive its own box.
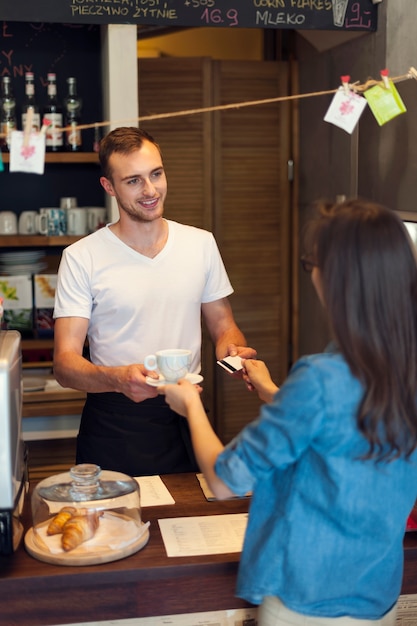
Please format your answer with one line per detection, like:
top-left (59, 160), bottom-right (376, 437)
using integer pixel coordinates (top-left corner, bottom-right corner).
top-left (3, 165), bottom-right (104, 212)
top-left (294, 14), bottom-right (389, 357)
top-left (295, 2), bottom-right (417, 358)
top-left (0, 22), bottom-right (105, 213)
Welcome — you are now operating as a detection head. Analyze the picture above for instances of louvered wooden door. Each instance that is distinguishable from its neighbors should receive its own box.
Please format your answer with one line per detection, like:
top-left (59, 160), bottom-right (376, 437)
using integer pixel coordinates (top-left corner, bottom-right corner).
top-left (138, 57), bottom-right (292, 442)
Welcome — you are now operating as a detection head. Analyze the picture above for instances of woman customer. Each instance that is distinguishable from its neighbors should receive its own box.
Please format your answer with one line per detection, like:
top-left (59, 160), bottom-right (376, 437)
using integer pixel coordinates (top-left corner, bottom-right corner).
top-left (160, 198), bottom-right (417, 625)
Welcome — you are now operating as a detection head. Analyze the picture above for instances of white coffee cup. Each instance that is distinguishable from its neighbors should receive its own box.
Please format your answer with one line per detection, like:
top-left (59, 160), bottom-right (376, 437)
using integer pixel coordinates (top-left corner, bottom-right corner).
top-left (18, 210), bottom-right (39, 235)
top-left (144, 349), bottom-right (192, 382)
top-left (67, 207), bottom-right (87, 236)
top-left (39, 207), bottom-right (67, 236)
top-left (86, 207), bottom-right (107, 233)
top-left (60, 196), bottom-right (78, 210)
top-left (0, 211), bottom-right (18, 235)
top-left (36, 212), bottom-right (48, 235)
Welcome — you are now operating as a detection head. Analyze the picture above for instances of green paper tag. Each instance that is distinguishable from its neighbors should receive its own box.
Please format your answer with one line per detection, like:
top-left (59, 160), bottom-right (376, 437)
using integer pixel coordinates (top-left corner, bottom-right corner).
top-left (0, 151), bottom-right (4, 172)
top-left (364, 81), bottom-right (407, 126)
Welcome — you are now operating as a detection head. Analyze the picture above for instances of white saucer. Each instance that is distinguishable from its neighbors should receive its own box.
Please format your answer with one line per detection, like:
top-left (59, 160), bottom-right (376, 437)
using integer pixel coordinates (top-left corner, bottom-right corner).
top-left (146, 373), bottom-right (203, 387)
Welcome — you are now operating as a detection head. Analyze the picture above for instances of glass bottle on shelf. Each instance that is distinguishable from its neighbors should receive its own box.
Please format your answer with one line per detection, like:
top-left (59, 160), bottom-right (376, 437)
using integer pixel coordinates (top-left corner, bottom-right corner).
top-left (43, 72), bottom-right (63, 152)
top-left (64, 77), bottom-right (82, 152)
top-left (0, 76), bottom-right (17, 152)
top-left (21, 72), bottom-right (40, 132)
top-left (93, 124), bottom-right (101, 153)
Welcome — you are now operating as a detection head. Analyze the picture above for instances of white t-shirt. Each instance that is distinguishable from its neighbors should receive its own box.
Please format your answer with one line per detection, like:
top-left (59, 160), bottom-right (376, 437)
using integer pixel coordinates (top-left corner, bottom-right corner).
top-left (54, 219), bottom-right (233, 373)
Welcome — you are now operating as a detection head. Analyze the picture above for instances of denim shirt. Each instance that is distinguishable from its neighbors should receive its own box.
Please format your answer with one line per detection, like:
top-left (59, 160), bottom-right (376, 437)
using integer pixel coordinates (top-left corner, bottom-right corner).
top-left (215, 351), bottom-right (417, 618)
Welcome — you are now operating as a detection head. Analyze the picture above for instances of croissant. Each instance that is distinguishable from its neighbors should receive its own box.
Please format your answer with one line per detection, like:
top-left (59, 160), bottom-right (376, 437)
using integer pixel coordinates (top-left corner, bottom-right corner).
top-left (47, 506), bottom-right (77, 535)
top-left (61, 511), bottom-right (101, 551)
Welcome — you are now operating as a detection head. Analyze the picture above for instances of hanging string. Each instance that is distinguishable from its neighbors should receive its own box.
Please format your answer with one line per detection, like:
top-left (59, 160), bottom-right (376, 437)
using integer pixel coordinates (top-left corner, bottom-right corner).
top-left (56, 66), bottom-right (417, 133)
top-left (1, 67), bottom-right (416, 140)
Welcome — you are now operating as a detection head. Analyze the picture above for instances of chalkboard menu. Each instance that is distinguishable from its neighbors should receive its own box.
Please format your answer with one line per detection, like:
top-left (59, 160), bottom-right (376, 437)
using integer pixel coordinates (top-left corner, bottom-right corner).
top-left (0, 0), bottom-right (378, 32)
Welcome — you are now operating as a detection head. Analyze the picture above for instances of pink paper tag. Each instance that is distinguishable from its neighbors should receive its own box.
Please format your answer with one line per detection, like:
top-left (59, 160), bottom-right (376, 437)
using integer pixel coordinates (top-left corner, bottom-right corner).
top-left (9, 130), bottom-right (46, 174)
top-left (324, 88), bottom-right (368, 134)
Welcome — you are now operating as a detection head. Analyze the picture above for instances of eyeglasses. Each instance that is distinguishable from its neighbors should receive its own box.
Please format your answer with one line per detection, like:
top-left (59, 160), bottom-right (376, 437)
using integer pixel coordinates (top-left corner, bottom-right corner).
top-left (300, 256), bottom-right (318, 273)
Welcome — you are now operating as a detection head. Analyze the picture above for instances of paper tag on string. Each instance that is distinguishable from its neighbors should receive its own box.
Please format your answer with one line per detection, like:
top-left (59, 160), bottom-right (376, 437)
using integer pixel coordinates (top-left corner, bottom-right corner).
top-left (324, 87), bottom-right (368, 134)
top-left (364, 81), bottom-right (407, 126)
top-left (9, 130), bottom-right (46, 174)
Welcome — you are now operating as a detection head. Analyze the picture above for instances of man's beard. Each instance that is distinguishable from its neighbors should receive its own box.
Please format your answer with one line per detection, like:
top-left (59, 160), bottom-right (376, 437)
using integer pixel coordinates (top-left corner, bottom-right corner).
top-left (118, 198), bottom-right (163, 223)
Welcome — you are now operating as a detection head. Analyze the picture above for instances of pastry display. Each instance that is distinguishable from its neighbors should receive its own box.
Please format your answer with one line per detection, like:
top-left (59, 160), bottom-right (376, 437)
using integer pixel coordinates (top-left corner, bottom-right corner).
top-left (46, 506), bottom-right (101, 551)
top-left (62, 510), bottom-right (101, 551)
top-left (46, 506), bottom-right (77, 535)
top-left (25, 464), bottom-right (149, 565)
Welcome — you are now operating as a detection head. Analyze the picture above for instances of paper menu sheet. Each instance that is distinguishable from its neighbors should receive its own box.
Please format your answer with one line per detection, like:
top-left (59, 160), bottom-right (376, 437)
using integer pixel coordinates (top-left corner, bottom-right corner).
top-left (196, 473), bottom-right (251, 501)
top-left (158, 513), bottom-right (248, 557)
top-left (51, 607), bottom-right (258, 625)
top-left (397, 593), bottom-right (417, 624)
top-left (134, 475), bottom-right (175, 507)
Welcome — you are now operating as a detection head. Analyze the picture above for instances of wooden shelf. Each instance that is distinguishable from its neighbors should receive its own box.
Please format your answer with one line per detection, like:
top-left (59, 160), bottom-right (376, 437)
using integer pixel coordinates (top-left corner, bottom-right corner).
top-left (21, 339), bottom-right (91, 352)
top-left (22, 388), bottom-right (86, 418)
top-left (22, 338), bottom-right (54, 350)
top-left (22, 361), bottom-right (53, 369)
top-left (0, 234), bottom-right (83, 247)
top-left (21, 338), bottom-right (53, 370)
top-left (1, 152), bottom-right (99, 164)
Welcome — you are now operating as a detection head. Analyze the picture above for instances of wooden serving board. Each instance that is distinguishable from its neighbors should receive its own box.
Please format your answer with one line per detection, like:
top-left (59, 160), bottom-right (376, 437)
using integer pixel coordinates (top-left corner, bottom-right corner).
top-left (24, 517), bottom-right (150, 566)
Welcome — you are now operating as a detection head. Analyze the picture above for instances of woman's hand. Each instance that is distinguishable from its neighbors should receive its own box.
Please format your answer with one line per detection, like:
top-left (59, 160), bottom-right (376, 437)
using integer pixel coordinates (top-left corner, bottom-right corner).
top-left (242, 359), bottom-right (279, 403)
top-left (158, 379), bottom-right (203, 418)
top-left (222, 344), bottom-right (258, 391)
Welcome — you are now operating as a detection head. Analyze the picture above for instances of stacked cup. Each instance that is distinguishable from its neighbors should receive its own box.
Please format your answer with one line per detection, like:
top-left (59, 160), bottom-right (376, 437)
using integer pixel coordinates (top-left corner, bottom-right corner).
top-left (86, 207), bottom-right (107, 233)
top-left (18, 211), bottom-right (40, 235)
top-left (60, 197), bottom-right (87, 236)
top-left (13, 199), bottom-right (106, 237)
top-left (0, 211), bottom-right (18, 234)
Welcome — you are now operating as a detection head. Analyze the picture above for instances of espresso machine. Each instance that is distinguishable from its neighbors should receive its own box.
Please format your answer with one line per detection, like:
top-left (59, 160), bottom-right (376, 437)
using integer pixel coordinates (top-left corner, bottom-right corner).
top-left (0, 330), bottom-right (28, 554)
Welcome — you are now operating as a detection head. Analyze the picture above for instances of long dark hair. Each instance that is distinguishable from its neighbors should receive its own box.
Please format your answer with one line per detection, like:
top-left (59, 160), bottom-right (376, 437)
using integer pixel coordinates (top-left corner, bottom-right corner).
top-left (306, 198), bottom-right (417, 460)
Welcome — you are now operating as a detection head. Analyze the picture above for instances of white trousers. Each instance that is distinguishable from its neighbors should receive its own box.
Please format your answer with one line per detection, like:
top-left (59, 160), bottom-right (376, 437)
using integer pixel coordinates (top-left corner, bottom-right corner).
top-left (258, 596), bottom-right (397, 626)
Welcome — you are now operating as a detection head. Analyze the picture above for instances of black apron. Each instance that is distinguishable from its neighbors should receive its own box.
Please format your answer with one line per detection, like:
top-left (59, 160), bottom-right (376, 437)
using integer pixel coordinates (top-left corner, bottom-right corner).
top-left (76, 392), bottom-right (198, 476)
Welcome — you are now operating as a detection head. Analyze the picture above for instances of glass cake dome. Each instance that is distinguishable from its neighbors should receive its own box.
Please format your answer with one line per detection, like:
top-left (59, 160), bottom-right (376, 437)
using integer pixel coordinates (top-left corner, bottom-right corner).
top-left (24, 464), bottom-right (149, 565)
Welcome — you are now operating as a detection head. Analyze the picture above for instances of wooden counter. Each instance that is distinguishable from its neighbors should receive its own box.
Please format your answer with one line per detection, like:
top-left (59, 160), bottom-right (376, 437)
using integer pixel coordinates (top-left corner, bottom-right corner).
top-left (401, 533), bottom-right (417, 594)
top-left (3, 473), bottom-right (417, 626)
top-left (0, 473), bottom-right (253, 626)
top-left (23, 387), bottom-right (86, 418)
